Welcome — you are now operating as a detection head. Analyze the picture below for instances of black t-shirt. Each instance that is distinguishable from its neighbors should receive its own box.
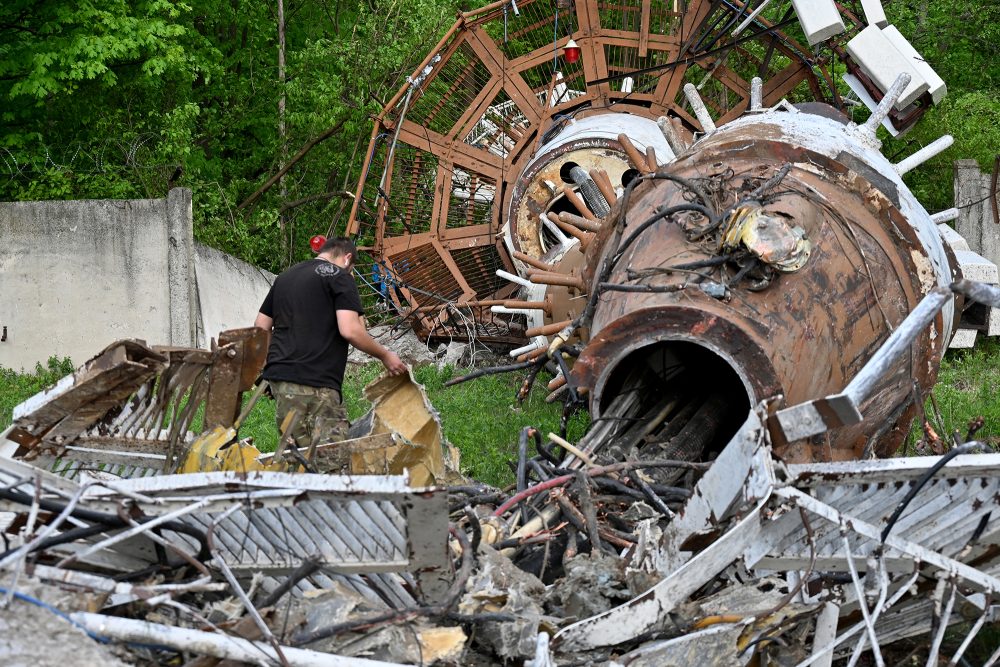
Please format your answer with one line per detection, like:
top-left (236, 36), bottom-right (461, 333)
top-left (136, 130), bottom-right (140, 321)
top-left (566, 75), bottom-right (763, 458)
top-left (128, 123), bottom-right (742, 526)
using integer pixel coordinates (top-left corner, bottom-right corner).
top-left (258, 259), bottom-right (364, 391)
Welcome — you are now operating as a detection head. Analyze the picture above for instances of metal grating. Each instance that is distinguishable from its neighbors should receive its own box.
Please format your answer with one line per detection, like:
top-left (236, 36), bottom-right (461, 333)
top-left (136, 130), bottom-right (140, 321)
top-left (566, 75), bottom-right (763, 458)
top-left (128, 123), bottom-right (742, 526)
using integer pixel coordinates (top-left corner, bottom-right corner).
top-left (388, 243), bottom-right (465, 307)
top-left (96, 472), bottom-right (449, 576)
top-left (0, 463), bottom-right (450, 582)
top-left (680, 62), bottom-right (744, 117)
top-left (384, 144), bottom-right (439, 237)
top-left (597, 0), bottom-right (680, 33)
top-left (451, 244), bottom-right (507, 298)
top-left (463, 89), bottom-right (530, 159)
top-left (492, 5), bottom-right (576, 61)
top-left (348, 0), bottom-right (858, 343)
top-left (517, 56), bottom-right (587, 106)
top-left (604, 43), bottom-right (676, 94)
top-left (408, 41), bottom-right (492, 137)
top-left (446, 169), bottom-right (495, 229)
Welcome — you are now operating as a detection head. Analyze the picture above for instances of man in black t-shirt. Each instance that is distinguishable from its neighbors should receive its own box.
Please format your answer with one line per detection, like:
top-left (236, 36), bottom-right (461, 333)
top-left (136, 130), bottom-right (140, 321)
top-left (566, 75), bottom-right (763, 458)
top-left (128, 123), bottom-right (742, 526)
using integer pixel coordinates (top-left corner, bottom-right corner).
top-left (254, 237), bottom-right (406, 457)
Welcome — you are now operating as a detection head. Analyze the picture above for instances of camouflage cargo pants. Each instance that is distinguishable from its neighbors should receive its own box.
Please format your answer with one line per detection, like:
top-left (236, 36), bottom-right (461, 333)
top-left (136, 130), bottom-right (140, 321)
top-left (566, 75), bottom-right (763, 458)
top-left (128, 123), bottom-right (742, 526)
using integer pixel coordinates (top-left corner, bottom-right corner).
top-left (269, 381), bottom-right (350, 454)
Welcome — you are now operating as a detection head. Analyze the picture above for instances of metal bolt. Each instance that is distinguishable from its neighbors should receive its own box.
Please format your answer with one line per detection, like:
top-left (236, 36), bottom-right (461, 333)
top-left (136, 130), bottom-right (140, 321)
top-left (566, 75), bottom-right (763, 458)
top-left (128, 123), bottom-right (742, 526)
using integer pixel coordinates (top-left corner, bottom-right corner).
top-left (227, 348), bottom-right (237, 358)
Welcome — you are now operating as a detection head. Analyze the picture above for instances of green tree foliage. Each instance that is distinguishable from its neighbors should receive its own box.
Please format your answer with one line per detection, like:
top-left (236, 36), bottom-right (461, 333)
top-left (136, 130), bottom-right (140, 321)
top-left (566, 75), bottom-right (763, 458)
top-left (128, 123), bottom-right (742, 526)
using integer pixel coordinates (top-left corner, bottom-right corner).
top-left (2, 1), bottom-right (996, 266)
top-left (1, 0), bottom-right (460, 272)
top-left (881, 0), bottom-right (1000, 210)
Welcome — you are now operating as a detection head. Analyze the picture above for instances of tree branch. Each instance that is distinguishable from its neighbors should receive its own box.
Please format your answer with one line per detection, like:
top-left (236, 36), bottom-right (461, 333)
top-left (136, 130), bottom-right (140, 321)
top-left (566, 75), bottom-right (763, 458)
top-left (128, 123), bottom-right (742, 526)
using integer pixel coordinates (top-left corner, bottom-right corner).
top-left (237, 118), bottom-right (348, 211)
top-left (278, 190), bottom-right (352, 214)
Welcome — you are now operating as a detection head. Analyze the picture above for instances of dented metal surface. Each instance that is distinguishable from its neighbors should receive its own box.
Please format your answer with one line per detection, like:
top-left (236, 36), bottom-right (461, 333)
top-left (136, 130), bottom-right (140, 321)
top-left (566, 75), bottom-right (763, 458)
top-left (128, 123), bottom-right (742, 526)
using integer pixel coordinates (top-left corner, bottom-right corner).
top-left (347, 0), bottom-right (862, 341)
top-left (339, 0), bottom-right (993, 473)
top-left (571, 108), bottom-right (953, 464)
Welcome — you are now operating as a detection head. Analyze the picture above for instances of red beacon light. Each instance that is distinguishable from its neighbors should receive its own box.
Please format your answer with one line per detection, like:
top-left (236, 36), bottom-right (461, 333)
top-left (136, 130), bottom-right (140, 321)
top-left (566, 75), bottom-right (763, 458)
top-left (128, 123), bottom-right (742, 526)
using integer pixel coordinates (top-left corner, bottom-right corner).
top-left (309, 235), bottom-right (327, 253)
top-left (563, 38), bottom-right (581, 64)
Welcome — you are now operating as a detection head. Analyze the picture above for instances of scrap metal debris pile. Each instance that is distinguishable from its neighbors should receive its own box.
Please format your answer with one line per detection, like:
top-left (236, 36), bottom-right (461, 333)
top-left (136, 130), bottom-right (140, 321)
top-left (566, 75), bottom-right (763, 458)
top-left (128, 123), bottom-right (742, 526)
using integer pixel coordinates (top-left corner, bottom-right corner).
top-left (2, 280), bottom-right (1000, 666)
top-left (5, 0), bottom-right (1000, 664)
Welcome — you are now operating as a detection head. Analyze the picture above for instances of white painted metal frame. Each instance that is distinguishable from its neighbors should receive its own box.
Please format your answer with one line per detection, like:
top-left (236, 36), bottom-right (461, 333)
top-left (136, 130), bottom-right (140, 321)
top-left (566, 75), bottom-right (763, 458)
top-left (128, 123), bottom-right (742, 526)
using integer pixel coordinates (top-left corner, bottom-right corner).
top-left (552, 405), bottom-right (1000, 661)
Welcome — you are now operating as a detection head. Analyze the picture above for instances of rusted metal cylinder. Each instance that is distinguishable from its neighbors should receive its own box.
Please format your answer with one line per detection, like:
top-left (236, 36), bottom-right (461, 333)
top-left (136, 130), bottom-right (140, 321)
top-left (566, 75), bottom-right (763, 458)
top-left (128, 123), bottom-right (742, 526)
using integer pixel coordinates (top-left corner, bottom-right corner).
top-left (572, 107), bottom-right (955, 462)
top-left (505, 114), bottom-right (675, 259)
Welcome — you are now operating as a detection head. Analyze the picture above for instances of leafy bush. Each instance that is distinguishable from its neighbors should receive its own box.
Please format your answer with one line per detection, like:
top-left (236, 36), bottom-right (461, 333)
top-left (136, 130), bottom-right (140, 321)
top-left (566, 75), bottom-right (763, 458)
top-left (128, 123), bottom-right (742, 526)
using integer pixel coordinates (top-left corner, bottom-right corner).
top-left (0, 357), bottom-right (75, 426)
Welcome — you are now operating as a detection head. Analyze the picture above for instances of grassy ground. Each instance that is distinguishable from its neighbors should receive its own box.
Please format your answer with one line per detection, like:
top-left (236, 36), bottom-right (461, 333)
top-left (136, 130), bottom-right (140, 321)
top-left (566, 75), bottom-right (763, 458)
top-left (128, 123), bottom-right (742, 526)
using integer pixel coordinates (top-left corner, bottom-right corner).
top-left (914, 337), bottom-right (1000, 450)
top-left (0, 357), bottom-right (75, 426)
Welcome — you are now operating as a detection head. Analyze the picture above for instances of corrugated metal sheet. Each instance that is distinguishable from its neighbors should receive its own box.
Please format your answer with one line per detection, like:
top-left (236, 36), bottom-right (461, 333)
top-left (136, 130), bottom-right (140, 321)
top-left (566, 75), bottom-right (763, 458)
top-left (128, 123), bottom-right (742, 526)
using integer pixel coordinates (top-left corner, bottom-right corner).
top-left (0, 460), bottom-right (446, 608)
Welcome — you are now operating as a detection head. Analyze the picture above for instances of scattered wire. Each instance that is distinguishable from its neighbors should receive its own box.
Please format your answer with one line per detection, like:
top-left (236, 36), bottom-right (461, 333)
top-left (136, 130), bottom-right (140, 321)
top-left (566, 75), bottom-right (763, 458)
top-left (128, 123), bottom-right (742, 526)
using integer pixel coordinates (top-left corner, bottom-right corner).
top-left (0, 586), bottom-right (109, 643)
top-left (880, 441), bottom-right (982, 544)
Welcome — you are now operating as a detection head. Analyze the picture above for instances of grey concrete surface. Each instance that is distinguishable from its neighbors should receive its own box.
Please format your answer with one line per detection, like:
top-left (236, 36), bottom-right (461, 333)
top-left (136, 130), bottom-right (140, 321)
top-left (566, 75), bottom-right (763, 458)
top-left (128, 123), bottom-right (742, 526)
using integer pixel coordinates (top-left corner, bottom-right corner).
top-left (1, 195), bottom-right (174, 370)
top-left (1, 188), bottom-right (273, 371)
top-left (194, 242), bottom-right (274, 347)
top-left (955, 159), bottom-right (1000, 269)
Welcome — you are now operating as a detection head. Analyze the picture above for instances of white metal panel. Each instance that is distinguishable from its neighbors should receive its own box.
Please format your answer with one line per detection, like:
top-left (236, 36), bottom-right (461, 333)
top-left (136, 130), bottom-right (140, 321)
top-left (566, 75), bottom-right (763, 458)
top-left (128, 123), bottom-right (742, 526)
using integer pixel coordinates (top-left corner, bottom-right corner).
top-left (532, 114), bottom-right (675, 165)
top-left (790, 0), bottom-right (845, 45)
top-left (846, 26), bottom-right (929, 109)
top-left (860, 0), bottom-right (888, 28)
top-left (881, 25), bottom-right (947, 103)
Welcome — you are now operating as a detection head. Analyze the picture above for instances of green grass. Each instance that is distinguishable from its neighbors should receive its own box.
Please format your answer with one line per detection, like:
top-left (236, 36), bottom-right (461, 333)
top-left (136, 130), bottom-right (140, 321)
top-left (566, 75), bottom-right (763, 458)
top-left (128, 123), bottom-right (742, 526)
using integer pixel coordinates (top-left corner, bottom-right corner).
top-left (906, 338), bottom-right (1000, 452)
top-left (0, 357), bottom-right (75, 426)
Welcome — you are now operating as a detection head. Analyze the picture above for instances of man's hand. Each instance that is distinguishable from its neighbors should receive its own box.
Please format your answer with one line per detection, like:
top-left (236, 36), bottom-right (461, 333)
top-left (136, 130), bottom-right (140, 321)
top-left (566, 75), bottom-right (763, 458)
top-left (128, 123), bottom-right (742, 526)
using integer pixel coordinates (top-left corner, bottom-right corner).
top-left (337, 310), bottom-right (408, 374)
top-left (381, 350), bottom-right (407, 376)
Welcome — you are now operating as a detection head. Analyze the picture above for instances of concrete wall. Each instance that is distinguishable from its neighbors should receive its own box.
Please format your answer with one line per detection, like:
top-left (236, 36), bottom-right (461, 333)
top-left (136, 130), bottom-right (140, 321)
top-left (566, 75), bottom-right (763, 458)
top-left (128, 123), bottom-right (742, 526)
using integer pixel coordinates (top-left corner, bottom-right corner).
top-left (0, 188), bottom-right (273, 371)
top-left (194, 243), bottom-right (274, 347)
top-left (954, 159), bottom-right (1000, 268)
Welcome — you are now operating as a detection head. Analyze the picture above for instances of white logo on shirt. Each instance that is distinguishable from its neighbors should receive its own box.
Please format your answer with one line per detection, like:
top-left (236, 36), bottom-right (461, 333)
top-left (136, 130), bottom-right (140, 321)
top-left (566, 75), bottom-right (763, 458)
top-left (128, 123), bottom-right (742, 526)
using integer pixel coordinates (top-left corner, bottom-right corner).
top-left (315, 263), bottom-right (341, 277)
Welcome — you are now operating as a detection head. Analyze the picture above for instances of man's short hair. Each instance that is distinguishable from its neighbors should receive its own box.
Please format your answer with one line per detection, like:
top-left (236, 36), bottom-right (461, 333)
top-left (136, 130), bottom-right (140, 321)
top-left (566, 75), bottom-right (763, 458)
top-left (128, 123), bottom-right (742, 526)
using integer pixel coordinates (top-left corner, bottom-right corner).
top-left (320, 236), bottom-right (357, 259)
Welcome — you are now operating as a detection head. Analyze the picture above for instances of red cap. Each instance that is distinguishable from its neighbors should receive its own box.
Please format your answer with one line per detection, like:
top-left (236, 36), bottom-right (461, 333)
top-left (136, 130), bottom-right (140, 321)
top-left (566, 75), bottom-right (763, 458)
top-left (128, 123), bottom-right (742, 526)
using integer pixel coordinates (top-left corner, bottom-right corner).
top-left (309, 235), bottom-right (327, 253)
top-left (563, 39), bottom-right (581, 64)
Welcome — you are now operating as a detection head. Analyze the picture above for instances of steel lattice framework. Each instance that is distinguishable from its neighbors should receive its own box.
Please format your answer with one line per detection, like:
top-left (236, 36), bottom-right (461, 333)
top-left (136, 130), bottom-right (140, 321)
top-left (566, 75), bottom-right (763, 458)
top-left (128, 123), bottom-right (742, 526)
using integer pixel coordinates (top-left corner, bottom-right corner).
top-left (346, 0), bottom-right (866, 340)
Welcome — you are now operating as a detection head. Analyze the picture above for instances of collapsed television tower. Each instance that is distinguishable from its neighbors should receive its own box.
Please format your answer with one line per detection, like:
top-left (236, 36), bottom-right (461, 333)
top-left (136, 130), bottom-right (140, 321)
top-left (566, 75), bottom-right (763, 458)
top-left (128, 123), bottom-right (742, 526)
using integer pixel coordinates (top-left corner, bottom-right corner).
top-left (347, 0), bottom-right (978, 462)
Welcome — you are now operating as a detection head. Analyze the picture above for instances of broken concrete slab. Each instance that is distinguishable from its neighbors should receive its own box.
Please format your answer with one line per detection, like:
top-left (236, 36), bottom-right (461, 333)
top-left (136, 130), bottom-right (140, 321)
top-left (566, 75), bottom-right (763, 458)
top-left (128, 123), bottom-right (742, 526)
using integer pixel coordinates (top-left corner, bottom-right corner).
top-left (458, 545), bottom-right (547, 660)
top-left (0, 578), bottom-right (131, 667)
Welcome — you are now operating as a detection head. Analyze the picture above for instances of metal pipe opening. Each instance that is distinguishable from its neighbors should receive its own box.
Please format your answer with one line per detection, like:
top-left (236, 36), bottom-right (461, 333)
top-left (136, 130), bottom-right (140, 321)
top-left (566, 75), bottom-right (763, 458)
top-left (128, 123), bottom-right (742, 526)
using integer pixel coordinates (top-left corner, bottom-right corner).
top-left (596, 341), bottom-right (752, 463)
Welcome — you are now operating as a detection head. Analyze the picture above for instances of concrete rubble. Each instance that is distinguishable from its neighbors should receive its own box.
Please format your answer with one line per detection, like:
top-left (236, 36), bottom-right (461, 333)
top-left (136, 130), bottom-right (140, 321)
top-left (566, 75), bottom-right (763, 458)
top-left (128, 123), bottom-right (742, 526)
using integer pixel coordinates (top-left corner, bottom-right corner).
top-left (0, 280), bottom-right (998, 666)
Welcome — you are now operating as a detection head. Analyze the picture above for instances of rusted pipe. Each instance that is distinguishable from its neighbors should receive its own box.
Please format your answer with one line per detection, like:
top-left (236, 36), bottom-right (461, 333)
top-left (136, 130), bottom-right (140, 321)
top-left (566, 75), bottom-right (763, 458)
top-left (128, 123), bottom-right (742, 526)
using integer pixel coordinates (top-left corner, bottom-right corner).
top-left (618, 133), bottom-right (650, 172)
top-left (526, 319), bottom-right (572, 338)
top-left (513, 250), bottom-right (554, 271)
top-left (562, 187), bottom-right (597, 221)
top-left (527, 271), bottom-right (586, 290)
top-left (548, 215), bottom-right (593, 247)
top-left (558, 211), bottom-right (603, 232)
top-left (590, 169), bottom-right (618, 206)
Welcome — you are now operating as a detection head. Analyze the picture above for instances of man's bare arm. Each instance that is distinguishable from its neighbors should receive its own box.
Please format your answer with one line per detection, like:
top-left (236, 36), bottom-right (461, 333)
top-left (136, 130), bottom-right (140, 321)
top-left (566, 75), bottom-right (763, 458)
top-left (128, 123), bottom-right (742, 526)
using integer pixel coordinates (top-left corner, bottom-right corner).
top-left (254, 312), bottom-right (273, 331)
top-left (336, 310), bottom-right (407, 375)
